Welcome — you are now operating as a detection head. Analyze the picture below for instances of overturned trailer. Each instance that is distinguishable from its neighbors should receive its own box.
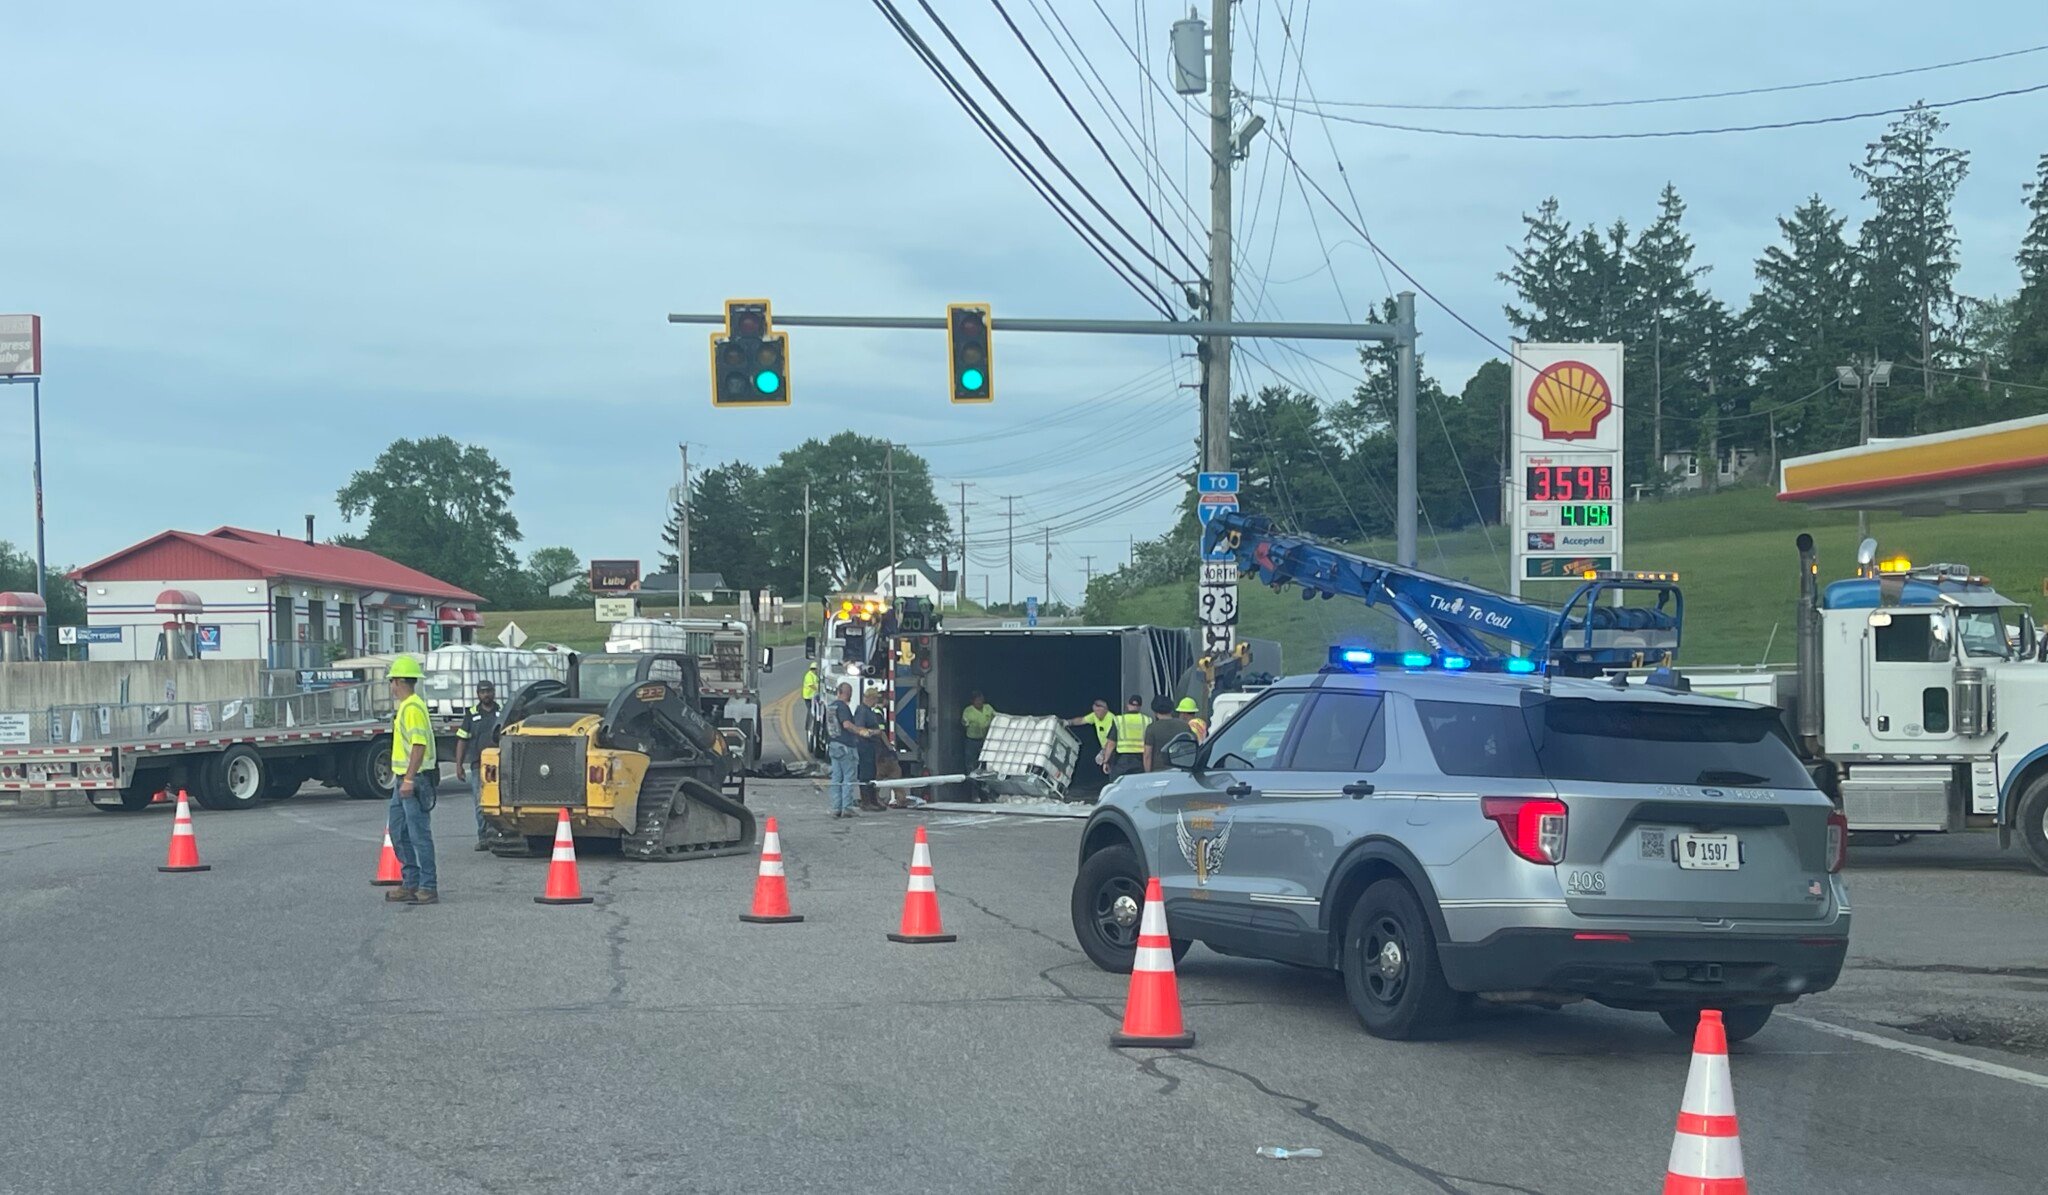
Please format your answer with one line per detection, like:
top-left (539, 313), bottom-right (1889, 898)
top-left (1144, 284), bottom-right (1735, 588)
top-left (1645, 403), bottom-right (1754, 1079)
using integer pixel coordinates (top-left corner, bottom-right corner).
top-left (885, 625), bottom-right (1197, 795)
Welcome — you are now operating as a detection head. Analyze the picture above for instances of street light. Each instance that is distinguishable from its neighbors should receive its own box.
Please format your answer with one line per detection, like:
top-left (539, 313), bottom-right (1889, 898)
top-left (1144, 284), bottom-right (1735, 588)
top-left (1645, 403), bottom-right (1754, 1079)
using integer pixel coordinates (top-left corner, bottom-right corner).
top-left (1840, 355), bottom-right (1893, 539)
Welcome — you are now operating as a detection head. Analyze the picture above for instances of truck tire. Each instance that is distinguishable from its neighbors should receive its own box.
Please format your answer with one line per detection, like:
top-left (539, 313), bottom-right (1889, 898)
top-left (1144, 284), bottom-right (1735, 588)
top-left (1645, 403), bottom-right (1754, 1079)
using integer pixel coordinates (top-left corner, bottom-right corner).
top-left (203, 746), bottom-right (268, 810)
top-left (2016, 775), bottom-right (2048, 876)
top-left (1661, 1005), bottom-right (1773, 1044)
top-left (1340, 879), bottom-right (1462, 1041)
top-left (341, 739), bottom-right (392, 801)
top-left (1070, 845), bottom-right (1192, 974)
top-left (261, 762), bottom-right (306, 801)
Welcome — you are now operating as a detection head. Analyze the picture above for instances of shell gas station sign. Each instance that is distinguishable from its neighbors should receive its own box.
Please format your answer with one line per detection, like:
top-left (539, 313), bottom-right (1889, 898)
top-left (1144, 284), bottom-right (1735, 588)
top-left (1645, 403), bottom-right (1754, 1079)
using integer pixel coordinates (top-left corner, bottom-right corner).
top-left (1509, 344), bottom-right (1624, 596)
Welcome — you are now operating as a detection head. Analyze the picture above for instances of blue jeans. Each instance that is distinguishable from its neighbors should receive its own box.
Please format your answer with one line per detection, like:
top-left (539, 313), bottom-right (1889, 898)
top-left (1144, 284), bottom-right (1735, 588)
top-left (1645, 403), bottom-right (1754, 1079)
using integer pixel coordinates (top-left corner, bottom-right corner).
top-left (460, 774), bottom-right (487, 842)
top-left (388, 773), bottom-right (438, 892)
top-left (827, 742), bottom-right (857, 813)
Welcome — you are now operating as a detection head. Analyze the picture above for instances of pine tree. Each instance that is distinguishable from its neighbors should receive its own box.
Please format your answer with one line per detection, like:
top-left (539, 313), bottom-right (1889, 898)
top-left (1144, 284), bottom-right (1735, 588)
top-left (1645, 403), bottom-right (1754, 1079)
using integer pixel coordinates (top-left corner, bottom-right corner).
top-left (1746, 196), bottom-right (1860, 458)
top-left (1851, 103), bottom-right (1969, 424)
top-left (1625, 185), bottom-right (1715, 482)
top-left (1500, 198), bottom-right (1580, 340)
top-left (2012, 153), bottom-right (2048, 386)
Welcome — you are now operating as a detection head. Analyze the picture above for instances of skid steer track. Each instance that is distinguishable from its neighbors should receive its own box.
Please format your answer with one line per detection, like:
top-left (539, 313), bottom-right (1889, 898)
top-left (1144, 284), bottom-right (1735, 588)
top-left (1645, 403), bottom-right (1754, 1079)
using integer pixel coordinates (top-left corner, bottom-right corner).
top-left (622, 767), bottom-right (756, 861)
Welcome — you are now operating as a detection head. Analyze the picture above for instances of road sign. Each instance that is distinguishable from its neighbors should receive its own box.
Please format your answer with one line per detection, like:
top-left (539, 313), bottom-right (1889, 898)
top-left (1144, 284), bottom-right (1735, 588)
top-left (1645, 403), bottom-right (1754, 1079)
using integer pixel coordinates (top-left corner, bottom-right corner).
top-left (497, 620), bottom-right (528, 648)
top-left (0, 315), bottom-right (40, 376)
top-left (1025, 596), bottom-right (1038, 627)
top-left (1198, 581), bottom-right (1238, 626)
top-left (1201, 561), bottom-right (1236, 585)
top-left (56, 626), bottom-right (75, 645)
top-left (589, 559), bottom-right (641, 595)
top-left (1201, 623), bottom-right (1235, 655)
top-left (1197, 471), bottom-right (1239, 495)
top-left (594, 598), bottom-right (635, 622)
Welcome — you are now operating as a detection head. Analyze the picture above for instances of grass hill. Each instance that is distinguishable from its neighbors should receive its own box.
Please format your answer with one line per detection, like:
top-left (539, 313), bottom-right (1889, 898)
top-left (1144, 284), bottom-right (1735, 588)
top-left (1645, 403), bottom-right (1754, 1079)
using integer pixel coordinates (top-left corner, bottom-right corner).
top-left (1092, 486), bottom-right (2048, 669)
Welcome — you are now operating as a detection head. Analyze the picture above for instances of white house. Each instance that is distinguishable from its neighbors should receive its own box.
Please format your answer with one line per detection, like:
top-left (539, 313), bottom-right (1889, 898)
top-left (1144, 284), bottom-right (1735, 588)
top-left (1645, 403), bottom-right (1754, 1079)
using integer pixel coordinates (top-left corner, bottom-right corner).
top-left (69, 526), bottom-right (483, 668)
top-left (873, 559), bottom-right (958, 607)
top-left (1658, 448), bottom-right (1762, 493)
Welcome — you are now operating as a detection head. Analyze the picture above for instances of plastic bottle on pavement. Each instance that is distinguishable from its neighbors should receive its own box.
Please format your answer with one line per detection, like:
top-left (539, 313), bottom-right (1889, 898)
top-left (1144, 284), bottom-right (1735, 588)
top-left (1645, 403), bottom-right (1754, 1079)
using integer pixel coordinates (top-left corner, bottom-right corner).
top-left (1255, 1146), bottom-right (1324, 1160)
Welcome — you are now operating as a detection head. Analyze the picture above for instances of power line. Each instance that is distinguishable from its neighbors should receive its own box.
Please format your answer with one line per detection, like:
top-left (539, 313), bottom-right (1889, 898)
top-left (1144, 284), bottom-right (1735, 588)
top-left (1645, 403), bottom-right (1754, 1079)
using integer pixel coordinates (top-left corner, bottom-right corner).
top-left (1257, 81), bottom-right (2048, 140)
top-left (869, 0), bottom-right (1179, 316)
top-left (906, 0), bottom-right (1197, 288)
top-left (1258, 43), bottom-right (2048, 111)
top-left (991, 0), bottom-right (1207, 284)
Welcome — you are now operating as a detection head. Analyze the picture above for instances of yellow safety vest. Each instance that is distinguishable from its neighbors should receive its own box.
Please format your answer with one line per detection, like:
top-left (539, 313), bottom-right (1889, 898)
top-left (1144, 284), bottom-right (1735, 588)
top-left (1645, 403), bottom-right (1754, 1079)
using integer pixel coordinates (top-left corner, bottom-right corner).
top-left (1083, 712), bottom-right (1115, 747)
top-left (1188, 717), bottom-right (1208, 742)
top-left (801, 669), bottom-right (819, 700)
top-left (1113, 711), bottom-right (1150, 754)
top-left (391, 693), bottom-right (436, 771)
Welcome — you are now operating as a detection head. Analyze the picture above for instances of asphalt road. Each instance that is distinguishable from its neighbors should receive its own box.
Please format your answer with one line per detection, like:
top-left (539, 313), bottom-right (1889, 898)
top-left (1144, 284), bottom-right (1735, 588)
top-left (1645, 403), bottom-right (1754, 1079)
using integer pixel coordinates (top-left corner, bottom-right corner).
top-left (5, 765), bottom-right (2047, 1194)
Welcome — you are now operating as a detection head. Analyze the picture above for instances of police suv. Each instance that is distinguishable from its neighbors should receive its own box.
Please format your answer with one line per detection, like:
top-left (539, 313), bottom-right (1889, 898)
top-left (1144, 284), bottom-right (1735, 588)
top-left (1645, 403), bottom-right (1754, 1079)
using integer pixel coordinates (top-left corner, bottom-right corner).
top-left (1070, 648), bottom-right (1851, 1042)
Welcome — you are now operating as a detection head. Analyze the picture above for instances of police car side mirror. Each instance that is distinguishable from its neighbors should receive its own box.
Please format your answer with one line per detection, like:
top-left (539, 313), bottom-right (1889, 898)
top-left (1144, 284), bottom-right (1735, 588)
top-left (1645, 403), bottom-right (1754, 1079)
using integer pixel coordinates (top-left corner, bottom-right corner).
top-left (1163, 734), bottom-right (1200, 771)
top-left (804, 635), bottom-right (818, 659)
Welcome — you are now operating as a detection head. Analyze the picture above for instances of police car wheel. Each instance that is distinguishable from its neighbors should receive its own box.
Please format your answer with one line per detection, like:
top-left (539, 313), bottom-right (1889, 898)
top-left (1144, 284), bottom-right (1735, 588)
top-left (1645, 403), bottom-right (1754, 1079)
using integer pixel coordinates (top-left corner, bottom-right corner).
top-left (1071, 845), bottom-right (1191, 974)
top-left (1341, 879), bottom-right (1460, 1040)
top-left (1660, 1005), bottom-right (1773, 1043)
top-left (2016, 776), bottom-right (2048, 876)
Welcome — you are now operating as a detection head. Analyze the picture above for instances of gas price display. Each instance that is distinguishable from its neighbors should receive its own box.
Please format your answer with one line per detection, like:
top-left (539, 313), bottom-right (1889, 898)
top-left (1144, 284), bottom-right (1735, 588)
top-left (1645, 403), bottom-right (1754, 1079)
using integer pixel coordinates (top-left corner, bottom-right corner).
top-left (1526, 464), bottom-right (1614, 502)
top-left (1559, 503), bottom-right (1613, 527)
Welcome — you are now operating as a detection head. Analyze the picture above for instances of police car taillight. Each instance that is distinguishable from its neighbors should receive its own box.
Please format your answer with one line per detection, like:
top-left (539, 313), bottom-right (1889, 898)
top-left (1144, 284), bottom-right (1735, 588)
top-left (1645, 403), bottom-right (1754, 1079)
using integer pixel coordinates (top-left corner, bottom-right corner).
top-left (1825, 807), bottom-right (1848, 873)
top-left (1481, 796), bottom-right (1567, 865)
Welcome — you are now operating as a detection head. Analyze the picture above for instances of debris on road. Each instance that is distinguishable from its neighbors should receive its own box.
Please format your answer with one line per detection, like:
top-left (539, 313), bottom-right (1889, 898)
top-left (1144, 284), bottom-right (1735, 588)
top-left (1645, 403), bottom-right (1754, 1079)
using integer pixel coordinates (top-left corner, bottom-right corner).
top-left (1254, 1147), bottom-right (1324, 1160)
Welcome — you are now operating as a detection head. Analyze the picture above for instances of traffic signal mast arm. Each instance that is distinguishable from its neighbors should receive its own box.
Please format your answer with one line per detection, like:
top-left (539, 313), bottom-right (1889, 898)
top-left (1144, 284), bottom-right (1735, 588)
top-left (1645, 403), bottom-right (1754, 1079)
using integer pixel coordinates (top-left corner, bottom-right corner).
top-left (1201, 511), bottom-right (1683, 675)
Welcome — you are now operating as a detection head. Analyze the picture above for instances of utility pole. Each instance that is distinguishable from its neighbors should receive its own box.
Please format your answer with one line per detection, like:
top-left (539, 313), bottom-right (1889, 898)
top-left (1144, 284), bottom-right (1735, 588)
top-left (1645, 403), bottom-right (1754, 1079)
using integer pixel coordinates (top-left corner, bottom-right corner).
top-left (956, 481), bottom-right (970, 606)
top-left (1003, 495), bottom-right (1019, 608)
top-left (1394, 291), bottom-right (1418, 567)
top-left (1081, 555), bottom-right (1095, 588)
top-left (885, 442), bottom-right (897, 606)
top-left (1202, 0), bottom-right (1233, 473)
top-left (801, 481), bottom-right (812, 644)
top-left (1043, 527), bottom-right (1051, 608)
top-left (1838, 354), bottom-right (1892, 541)
top-left (678, 443), bottom-right (691, 616)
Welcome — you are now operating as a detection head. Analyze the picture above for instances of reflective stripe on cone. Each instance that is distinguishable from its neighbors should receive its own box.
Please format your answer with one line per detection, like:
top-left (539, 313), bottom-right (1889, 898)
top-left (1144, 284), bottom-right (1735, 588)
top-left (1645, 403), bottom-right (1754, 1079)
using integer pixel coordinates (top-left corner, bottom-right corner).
top-left (1664, 1010), bottom-right (1747, 1194)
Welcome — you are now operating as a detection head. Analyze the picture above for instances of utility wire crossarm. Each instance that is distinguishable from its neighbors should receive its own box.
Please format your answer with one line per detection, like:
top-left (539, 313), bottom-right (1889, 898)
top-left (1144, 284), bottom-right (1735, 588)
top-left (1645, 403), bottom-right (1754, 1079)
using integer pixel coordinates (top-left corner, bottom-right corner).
top-left (1201, 511), bottom-right (1686, 677)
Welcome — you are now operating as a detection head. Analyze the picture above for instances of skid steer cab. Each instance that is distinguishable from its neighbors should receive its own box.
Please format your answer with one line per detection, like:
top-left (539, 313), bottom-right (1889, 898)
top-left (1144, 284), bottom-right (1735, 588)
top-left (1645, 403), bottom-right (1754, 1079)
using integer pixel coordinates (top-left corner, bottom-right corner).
top-left (478, 653), bottom-right (755, 861)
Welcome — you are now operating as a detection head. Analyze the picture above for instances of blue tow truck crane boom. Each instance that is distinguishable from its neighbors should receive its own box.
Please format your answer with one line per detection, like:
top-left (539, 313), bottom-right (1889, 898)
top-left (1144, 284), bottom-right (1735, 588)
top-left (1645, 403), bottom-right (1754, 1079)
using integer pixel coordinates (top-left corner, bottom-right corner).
top-left (1201, 511), bottom-right (1684, 677)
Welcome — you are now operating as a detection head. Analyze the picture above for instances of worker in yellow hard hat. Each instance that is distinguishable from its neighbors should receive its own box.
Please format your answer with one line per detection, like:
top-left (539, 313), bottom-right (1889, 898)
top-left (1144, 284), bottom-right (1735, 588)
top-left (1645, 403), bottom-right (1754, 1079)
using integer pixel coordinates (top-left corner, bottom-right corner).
top-left (1176, 696), bottom-right (1208, 743)
top-left (384, 655), bottom-right (439, 905)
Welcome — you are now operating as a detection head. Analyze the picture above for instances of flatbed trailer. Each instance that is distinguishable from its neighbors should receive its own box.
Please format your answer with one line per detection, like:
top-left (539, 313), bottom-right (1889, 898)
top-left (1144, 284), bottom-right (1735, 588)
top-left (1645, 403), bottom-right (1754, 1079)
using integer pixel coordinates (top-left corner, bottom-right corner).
top-left (0, 689), bottom-right (429, 812)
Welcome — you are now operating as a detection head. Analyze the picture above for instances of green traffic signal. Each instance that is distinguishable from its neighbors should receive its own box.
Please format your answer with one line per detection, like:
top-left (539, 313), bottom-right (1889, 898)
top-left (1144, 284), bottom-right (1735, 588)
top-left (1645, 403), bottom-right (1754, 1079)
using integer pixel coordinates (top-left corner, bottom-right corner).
top-left (959, 368), bottom-right (985, 392)
top-left (755, 370), bottom-right (782, 395)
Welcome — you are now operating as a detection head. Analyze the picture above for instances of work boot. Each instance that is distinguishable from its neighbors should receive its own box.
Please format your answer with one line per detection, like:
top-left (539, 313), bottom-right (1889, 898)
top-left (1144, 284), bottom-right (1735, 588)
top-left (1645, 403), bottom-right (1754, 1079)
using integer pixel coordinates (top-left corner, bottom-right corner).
top-left (385, 887), bottom-right (416, 903)
top-left (410, 890), bottom-right (439, 905)
top-left (474, 840), bottom-right (490, 851)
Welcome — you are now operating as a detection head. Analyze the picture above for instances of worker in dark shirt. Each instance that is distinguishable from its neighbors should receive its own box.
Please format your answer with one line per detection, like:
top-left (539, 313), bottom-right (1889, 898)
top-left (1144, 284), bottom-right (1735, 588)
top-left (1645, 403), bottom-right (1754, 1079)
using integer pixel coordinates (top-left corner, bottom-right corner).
top-left (855, 687), bottom-right (887, 812)
top-left (1142, 695), bottom-right (1184, 771)
top-left (452, 681), bottom-right (503, 849)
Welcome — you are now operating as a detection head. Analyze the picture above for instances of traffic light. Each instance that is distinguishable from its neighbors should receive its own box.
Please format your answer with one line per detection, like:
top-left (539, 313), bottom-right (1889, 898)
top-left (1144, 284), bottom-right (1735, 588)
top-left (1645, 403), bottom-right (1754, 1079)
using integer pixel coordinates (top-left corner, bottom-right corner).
top-left (709, 299), bottom-right (789, 407)
top-left (947, 302), bottom-right (992, 403)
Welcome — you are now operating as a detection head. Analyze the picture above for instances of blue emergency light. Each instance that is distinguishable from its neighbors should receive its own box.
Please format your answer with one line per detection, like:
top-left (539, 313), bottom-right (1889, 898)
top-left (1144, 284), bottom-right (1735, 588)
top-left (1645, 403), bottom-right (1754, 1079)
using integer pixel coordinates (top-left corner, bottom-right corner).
top-left (1441, 654), bottom-right (1472, 671)
top-left (1329, 647), bottom-right (1377, 667)
top-left (1503, 657), bottom-right (1539, 674)
top-left (1398, 651), bottom-right (1432, 669)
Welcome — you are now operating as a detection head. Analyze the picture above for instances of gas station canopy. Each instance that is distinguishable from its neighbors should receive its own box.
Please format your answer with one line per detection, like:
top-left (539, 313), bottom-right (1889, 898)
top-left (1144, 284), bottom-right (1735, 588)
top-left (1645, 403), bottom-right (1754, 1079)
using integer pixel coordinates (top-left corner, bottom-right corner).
top-left (1779, 413), bottom-right (2048, 515)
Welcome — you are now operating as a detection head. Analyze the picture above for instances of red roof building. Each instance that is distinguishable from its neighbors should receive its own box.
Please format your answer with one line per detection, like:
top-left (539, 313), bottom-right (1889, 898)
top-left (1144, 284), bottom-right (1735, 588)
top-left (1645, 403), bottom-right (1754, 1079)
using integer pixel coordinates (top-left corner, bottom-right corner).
top-left (70, 526), bottom-right (483, 666)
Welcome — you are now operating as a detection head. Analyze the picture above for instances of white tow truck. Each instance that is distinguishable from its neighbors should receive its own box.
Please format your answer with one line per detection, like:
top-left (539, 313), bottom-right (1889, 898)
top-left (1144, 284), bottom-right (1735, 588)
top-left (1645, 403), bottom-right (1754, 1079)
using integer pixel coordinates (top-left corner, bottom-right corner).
top-left (1681, 535), bottom-right (2048, 872)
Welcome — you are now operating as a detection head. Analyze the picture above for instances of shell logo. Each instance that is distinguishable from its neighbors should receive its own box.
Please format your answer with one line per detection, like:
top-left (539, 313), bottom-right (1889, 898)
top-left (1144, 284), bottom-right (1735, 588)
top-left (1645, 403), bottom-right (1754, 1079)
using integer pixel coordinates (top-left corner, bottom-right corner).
top-left (1527, 360), bottom-right (1613, 441)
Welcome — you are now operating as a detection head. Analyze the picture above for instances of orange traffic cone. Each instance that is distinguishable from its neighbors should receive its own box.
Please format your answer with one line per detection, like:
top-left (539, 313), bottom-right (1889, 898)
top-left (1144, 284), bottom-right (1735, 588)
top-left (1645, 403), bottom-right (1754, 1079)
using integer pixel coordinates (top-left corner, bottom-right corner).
top-left (534, 808), bottom-right (593, 905)
top-left (1663, 1010), bottom-right (1748, 1194)
top-left (886, 825), bottom-right (956, 944)
top-left (1110, 877), bottom-right (1195, 1048)
top-left (371, 825), bottom-right (404, 886)
top-left (157, 791), bottom-right (211, 873)
top-left (739, 816), bottom-right (803, 923)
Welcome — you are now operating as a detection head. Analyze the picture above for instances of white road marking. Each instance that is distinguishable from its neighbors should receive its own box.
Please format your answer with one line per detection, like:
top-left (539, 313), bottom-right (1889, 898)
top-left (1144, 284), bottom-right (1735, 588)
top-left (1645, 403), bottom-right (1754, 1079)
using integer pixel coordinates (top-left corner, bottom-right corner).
top-left (1785, 1013), bottom-right (2048, 1091)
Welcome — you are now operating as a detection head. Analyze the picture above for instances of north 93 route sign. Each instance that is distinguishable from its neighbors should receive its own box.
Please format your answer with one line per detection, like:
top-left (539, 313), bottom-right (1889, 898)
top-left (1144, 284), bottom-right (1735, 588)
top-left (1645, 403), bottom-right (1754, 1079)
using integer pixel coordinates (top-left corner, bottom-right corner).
top-left (1198, 580), bottom-right (1238, 626)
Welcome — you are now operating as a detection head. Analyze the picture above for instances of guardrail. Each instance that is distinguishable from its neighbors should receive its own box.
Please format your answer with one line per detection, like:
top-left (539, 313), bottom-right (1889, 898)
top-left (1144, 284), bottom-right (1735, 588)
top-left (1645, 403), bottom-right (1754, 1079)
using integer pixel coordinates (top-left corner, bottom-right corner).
top-left (3, 687), bottom-right (394, 748)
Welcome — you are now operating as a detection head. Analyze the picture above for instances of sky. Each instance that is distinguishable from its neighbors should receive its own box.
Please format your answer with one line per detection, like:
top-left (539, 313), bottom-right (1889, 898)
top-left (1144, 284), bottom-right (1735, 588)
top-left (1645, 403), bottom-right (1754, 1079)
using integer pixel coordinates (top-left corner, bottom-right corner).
top-left (3, 1), bottom-right (2044, 608)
